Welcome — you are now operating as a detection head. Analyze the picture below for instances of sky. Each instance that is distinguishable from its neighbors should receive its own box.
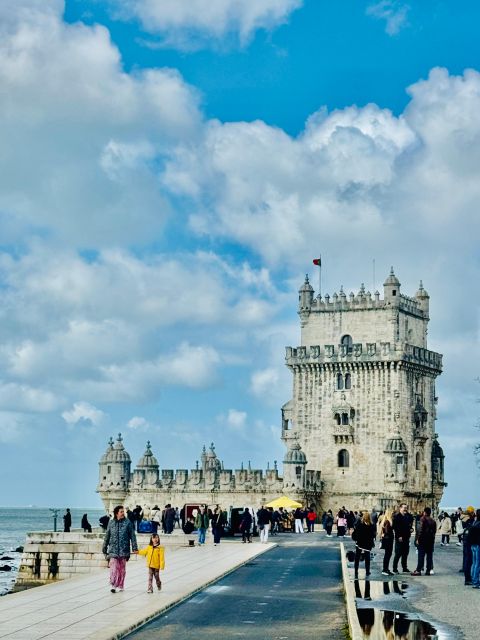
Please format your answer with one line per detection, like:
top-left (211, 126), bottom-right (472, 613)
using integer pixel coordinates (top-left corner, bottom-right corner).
top-left (0, 0), bottom-right (479, 508)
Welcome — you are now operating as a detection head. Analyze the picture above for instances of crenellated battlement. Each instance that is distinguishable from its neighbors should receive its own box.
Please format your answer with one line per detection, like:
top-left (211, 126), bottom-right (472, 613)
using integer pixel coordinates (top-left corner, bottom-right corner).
top-left (303, 288), bottom-right (427, 318)
top-left (285, 341), bottom-right (442, 372)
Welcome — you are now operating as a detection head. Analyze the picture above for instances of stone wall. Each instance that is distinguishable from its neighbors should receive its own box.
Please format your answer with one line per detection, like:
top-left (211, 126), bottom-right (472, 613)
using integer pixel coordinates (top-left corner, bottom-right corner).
top-left (14, 529), bottom-right (189, 590)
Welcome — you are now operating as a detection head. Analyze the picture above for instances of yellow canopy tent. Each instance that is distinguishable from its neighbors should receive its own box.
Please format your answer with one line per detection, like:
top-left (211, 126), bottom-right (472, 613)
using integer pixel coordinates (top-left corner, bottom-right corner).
top-left (265, 496), bottom-right (303, 509)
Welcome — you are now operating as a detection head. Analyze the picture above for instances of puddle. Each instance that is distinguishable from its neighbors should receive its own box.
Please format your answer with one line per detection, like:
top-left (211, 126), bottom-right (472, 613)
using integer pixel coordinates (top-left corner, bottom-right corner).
top-left (354, 579), bottom-right (409, 603)
top-left (357, 608), bottom-right (442, 638)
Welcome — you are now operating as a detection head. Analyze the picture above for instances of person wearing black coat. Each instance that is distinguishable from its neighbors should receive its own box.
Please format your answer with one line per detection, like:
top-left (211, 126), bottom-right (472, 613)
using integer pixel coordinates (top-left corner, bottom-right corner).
top-left (411, 507), bottom-right (437, 576)
top-left (392, 503), bottom-right (413, 573)
top-left (63, 508), bottom-right (72, 533)
top-left (352, 512), bottom-right (376, 578)
top-left (240, 508), bottom-right (253, 543)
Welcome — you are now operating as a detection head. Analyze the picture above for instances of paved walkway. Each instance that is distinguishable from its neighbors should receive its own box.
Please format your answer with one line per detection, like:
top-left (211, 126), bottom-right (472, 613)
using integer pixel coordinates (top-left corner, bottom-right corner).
top-left (127, 532), bottom-right (346, 640)
top-left (0, 541), bottom-right (274, 640)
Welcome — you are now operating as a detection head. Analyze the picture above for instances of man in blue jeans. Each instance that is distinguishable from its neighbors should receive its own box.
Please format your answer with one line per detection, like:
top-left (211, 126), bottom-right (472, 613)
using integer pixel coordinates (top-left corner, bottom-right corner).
top-left (195, 506), bottom-right (209, 545)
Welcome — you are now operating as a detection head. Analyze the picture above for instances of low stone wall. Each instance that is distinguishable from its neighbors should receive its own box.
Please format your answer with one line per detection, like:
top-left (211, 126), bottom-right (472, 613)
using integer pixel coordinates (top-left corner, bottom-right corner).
top-left (15, 529), bottom-right (193, 590)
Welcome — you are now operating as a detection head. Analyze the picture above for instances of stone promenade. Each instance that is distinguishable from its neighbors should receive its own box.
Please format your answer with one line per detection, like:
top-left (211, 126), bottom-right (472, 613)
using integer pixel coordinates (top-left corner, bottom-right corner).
top-left (0, 540), bottom-right (274, 640)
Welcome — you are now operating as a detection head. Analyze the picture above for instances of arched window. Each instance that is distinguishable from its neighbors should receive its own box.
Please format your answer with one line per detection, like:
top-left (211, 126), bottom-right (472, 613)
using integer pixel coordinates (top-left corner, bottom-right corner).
top-left (337, 373), bottom-right (344, 390)
top-left (415, 452), bottom-right (421, 471)
top-left (345, 373), bottom-right (352, 389)
top-left (341, 335), bottom-right (353, 354)
top-left (341, 413), bottom-right (349, 425)
top-left (295, 466), bottom-right (302, 477)
top-left (334, 413), bottom-right (341, 425)
top-left (338, 449), bottom-right (349, 467)
top-left (350, 408), bottom-right (355, 420)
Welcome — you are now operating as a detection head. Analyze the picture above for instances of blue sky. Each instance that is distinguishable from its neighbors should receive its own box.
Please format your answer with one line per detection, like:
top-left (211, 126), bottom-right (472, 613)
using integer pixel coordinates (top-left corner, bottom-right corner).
top-left (0, 0), bottom-right (479, 508)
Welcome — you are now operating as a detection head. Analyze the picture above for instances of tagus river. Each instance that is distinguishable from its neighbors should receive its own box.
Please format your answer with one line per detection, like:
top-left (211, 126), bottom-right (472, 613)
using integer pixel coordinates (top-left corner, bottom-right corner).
top-left (0, 507), bottom-right (104, 595)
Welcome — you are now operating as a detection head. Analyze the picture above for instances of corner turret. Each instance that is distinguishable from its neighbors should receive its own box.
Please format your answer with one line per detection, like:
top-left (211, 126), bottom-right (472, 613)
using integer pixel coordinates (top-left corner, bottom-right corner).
top-left (282, 440), bottom-right (307, 490)
top-left (97, 433), bottom-right (131, 510)
top-left (298, 274), bottom-right (314, 326)
top-left (383, 267), bottom-right (401, 306)
top-left (132, 441), bottom-right (159, 488)
top-left (415, 280), bottom-right (430, 315)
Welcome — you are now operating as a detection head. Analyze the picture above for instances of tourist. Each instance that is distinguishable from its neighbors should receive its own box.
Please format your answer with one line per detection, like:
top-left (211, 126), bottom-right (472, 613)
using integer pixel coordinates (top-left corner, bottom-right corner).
top-left (294, 506), bottom-right (304, 533)
top-left (462, 506), bottom-right (475, 585)
top-left (240, 508), bottom-right (253, 543)
top-left (126, 508), bottom-right (135, 525)
top-left (175, 507), bottom-right (181, 529)
top-left (102, 505), bottom-right (138, 593)
top-left (150, 505), bottom-right (161, 534)
top-left (81, 514), bottom-right (92, 533)
top-left (211, 506), bottom-right (225, 546)
top-left (378, 509), bottom-right (394, 576)
top-left (324, 510), bottom-right (334, 536)
top-left (164, 505), bottom-right (175, 534)
top-left (257, 505), bottom-right (272, 543)
top-left (306, 507), bottom-right (317, 532)
top-left (271, 509), bottom-right (280, 535)
top-left (392, 503), bottom-right (413, 574)
top-left (336, 509), bottom-right (347, 538)
top-left (370, 508), bottom-right (379, 527)
top-left (137, 533), bottom-right (165, 593)
top-left (411, 507), bottom-right (437, 576)
top-left (63, 508), bottom-right (72, 533)
top-left (195, 506), bottom-right (208, 546)
top-left (439, 512), bottom-right (452, 545)
top-left (455, 513), bottom-right (464, 546)
top-left (99, 514), bottom-right (110, 531)
top-left (183, 516), bottom-right (195, 535)
top-left (133, 505), bottom-right (143, 532)
top-left (469, 510), bottom-right (480, 589)
top-left (352, 511), bottom-right (376, 578)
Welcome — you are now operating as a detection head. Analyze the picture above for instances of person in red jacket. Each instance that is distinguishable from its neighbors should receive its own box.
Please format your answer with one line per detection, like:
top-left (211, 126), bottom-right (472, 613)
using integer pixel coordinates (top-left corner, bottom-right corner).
top-left (306, 508), bottom-right (317, 532)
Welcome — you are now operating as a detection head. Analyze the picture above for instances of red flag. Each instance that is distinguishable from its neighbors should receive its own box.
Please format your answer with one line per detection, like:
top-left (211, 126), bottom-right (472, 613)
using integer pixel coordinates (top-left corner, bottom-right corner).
top-left (313, 258), bottom-right (321, 266)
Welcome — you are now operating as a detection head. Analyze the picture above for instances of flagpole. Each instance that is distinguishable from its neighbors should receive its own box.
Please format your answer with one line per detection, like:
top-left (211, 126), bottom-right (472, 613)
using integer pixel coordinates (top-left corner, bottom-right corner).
top-left (319, 257), bottom-right (321, 299)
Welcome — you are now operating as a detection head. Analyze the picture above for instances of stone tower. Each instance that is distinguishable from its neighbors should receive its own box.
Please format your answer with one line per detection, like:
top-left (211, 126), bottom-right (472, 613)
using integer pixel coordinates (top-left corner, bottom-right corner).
top-left (283, 268), bottom-right (446, 512)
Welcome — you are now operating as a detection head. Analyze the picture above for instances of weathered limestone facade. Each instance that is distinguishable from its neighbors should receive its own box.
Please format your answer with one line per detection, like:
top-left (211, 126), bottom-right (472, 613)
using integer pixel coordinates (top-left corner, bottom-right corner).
top-left (96, 267), bottom-right (445, 515)
top-left (283, 268), bottom-right (446, 512)
top-left (97, 438), bottom-right (314, 513)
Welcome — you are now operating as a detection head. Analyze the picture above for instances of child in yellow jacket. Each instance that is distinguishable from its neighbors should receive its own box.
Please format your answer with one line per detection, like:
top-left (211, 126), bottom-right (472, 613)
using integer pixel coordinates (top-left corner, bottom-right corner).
top-left (137, 534), bottom-right (165, 593)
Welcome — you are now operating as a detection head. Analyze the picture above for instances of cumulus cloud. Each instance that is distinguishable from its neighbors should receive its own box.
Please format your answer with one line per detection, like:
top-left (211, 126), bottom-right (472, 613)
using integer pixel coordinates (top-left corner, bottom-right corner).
top-left (366, 1), bottom-right (410, 35)
top-left (0, 382), bottom-right (60, 413)
top-left (62, 401), bottom-right (105, 426)
top-left (111, 0), bottom-right (303, 49)
top-left (225, 408), bottom-right (247, 431)
top-left (250, 367), bottom-right (279, 398)
top-left (0, 411), bottom-right (27, 443)
top-left (127, 416), bottom-right (151, 431)
top-left (0, 0), bottom-right (201, 248)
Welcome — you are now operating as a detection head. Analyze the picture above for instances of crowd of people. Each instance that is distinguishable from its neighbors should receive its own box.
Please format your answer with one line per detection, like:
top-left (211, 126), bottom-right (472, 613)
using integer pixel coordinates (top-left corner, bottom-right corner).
top-left (337, 503), bottom-right (480, 588)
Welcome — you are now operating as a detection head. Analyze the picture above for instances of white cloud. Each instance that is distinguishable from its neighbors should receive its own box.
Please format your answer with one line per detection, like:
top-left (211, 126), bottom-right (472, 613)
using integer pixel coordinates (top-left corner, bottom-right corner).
top-left (112, 0), bottom-right (303, 49)
top-left (250, 367), bottom-right (279, 398)
top-left (366, 1), bottom-right (410, 36)
top-left (225, 409), bottom-right (247, 431)
top-left (127, 416), bottom-right (151, 431)
top-left (0, 0), bottom-right (201, 248)
top-left (0, 382), bottom-right (60, 413)
top-left (62, 401), bottom-right (105, 426)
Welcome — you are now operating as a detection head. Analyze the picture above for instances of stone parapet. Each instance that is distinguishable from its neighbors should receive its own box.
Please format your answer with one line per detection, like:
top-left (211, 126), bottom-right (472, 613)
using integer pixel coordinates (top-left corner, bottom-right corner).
top-left (285, 341), bottom-right (442, 372)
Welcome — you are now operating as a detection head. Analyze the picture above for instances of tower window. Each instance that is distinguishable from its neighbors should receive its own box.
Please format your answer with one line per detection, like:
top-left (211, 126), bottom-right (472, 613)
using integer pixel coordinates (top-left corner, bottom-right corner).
top-left (345, 373), bottom-right (352, 389)
top-left (341, 413), bottom-right (349, 425)
top-left (295, 466), bottom-right (302, 477)
top-left (341, 335), bottom-right (353, 354)
top-left (415, 452), bottom-right (421, 471)
top-left (337, 373), bottom-right (344, 390)
top-left (338, 449), bottom-right (349, 467)
top-left (334, 413), bottom-right (341, 425)
top-left (107, 466), bottom-right (111, 473)
top-left (392, 290), bottom-right (396, 296)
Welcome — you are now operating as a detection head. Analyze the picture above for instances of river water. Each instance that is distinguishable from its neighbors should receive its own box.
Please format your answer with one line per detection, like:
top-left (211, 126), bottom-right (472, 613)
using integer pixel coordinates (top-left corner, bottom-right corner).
top-left (0, 507), bottom-right (104, 595)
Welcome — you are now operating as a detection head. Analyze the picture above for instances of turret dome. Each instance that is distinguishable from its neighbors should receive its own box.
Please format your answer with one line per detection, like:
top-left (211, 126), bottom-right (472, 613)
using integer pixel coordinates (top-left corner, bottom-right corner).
top-left (100, 437), bottom-right (114, 463)
top-left (383, 267), bottom-right (401, 287)
top-left (105, 433), bottom-right (131, 463)
top-left (284, 441), bottom-right (307, 464)
top-left (384, 435), bottom-right (407, 454)
top-left (299, 274), bottom-right (314, 293)
top-left (136, 441), bottom-right (158, 468)
top-left (415, 280), bottom-right (429, 299)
